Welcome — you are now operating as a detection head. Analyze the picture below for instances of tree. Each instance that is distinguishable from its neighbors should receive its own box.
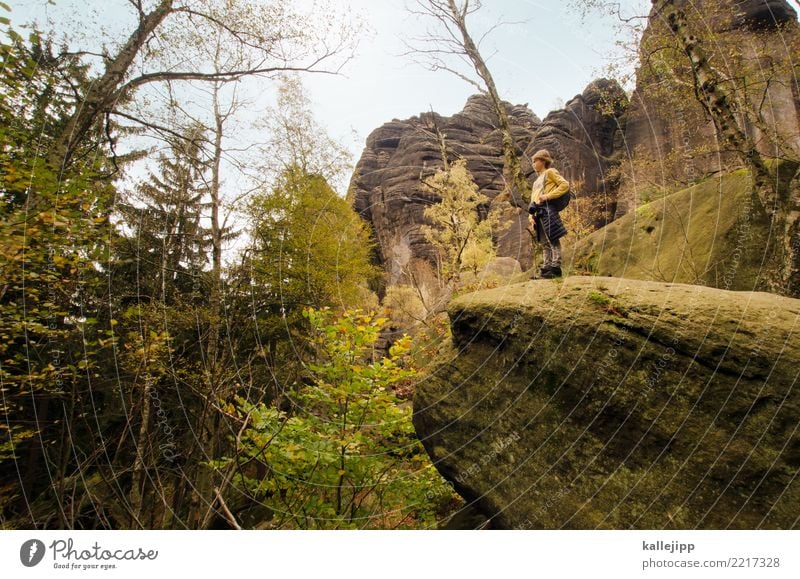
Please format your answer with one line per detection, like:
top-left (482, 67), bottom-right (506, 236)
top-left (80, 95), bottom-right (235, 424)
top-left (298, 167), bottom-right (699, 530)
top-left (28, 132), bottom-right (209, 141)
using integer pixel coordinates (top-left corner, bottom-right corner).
top-left (646, 0), bottom-right (799, 293)
top-left (421, 159), bottom-right (500, 285)
top-left (240, 168), bottom-right (380, 403)
top-left (112, 125), bottom-right (213, 526)
top-left (42, 0), bottom-right (358, 170)
top-left (115, 124), bottom-right (210, 305)
top-left (260, 74), bottom-right (353, 194)
top-left (248, 168), bottom-right (379, 315)
top-left (651, 2), bottom-right (773, 193)
top-left (1, 0), bottom-right (369, 529)
top-left (107, 1), bottom-right (356, 525)
top-left (0, 20), bottom-right (119, 527)
top-left (218, 308), bottom-right (455, 529)
top-left (405, 0), bottom-right (530, 207)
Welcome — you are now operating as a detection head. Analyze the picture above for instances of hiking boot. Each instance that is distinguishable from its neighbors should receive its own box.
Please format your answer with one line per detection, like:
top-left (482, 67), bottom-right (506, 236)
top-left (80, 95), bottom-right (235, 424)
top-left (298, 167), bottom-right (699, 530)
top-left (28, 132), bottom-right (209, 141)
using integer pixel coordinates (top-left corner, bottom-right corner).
top-left (540, 266), bottom-right (556, 279)
top-left (541, 266), bottom-right (562, 279)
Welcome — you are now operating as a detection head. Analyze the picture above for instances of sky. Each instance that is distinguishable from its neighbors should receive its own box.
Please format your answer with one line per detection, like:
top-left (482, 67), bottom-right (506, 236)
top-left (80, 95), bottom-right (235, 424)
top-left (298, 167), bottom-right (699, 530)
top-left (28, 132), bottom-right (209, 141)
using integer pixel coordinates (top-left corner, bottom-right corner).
top-left (305, 0), bottom-right (648, 162)
top-left (9, 0), bottom-right (649, 176)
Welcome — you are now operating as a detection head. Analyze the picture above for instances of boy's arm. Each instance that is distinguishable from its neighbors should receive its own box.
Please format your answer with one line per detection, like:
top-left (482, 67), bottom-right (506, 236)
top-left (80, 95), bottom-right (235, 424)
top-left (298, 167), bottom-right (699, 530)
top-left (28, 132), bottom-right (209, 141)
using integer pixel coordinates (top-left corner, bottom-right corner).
top-left (542, 169), bottom-right (569, 200)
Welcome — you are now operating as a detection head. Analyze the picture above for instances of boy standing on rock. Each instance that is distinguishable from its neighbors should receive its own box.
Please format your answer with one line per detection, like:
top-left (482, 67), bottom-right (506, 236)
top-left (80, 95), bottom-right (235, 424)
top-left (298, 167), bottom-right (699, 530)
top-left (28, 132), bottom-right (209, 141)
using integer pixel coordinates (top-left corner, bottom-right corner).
top-left (528, 149), bottom-right (569, 278)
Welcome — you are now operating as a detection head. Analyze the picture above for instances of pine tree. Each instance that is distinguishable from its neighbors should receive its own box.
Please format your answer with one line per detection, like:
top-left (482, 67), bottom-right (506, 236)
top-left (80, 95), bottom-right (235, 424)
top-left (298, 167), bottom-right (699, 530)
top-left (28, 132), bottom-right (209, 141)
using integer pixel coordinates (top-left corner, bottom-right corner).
top-left (115, 125), bottom-right (211, 306)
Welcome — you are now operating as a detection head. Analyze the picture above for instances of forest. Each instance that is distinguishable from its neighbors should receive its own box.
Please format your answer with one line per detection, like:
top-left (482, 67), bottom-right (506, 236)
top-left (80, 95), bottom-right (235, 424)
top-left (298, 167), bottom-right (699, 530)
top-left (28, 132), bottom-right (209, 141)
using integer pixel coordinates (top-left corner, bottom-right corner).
top-left (2, 0), bottom-right (800, 530)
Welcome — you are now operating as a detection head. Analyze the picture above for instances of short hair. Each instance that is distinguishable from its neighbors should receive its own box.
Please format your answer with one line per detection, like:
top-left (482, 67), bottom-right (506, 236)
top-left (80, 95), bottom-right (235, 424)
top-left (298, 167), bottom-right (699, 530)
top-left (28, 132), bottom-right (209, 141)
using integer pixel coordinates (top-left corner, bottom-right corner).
top-left (532, 149), bottom-right (553, 169)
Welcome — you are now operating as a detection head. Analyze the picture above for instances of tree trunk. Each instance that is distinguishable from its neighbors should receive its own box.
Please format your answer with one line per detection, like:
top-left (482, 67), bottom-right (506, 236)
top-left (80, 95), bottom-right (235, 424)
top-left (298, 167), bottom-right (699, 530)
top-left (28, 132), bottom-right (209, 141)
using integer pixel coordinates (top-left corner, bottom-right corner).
top-left (129, 373), bottom-right (152, 528)
top-left (189, 81), bottom-right (227, 529)
top-left (654, 0), bottom-right (775, 204)
top-left (208, 84), bottom-right (224, 377)
top-left (54, 0), bottom-right (174, 169)
top-left (653, 0), bottom-right (800, 294)
top-left (446, 0), bottom-right (528, 208)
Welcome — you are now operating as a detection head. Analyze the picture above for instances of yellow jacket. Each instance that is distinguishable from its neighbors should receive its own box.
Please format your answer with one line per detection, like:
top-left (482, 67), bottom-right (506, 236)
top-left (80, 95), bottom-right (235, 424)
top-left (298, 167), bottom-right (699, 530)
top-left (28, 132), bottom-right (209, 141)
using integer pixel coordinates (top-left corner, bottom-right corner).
top-left (531, 168), bottom-right (569, 205)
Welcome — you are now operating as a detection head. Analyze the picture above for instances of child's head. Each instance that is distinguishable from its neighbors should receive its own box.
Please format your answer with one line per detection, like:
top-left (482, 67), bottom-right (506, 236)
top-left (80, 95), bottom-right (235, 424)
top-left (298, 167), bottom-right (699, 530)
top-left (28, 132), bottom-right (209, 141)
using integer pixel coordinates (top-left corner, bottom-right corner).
top-left (532, 149), bottom-right (553, 169)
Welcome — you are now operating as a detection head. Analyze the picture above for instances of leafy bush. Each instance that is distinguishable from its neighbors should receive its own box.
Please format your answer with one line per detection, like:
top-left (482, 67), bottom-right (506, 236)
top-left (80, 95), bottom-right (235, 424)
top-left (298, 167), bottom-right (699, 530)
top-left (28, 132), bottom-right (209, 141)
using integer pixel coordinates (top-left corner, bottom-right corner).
top-left (220, 308), bottom-right (457, 528)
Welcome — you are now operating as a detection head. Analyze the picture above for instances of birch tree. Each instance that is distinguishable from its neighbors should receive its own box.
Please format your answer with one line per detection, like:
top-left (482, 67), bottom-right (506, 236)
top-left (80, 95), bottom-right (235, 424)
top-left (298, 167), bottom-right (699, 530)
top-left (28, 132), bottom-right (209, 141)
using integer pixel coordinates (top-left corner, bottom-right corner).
top-left (405, 0), bottom-right (529, 207)
top-left (46, 0), bottom-right (357, 171)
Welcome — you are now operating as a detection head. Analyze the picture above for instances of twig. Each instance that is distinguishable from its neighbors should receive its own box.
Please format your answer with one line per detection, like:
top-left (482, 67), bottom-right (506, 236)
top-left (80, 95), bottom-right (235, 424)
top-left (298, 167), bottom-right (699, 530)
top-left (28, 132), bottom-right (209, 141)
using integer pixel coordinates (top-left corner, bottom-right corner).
top-left (213, 487), bottom-right (242, 530)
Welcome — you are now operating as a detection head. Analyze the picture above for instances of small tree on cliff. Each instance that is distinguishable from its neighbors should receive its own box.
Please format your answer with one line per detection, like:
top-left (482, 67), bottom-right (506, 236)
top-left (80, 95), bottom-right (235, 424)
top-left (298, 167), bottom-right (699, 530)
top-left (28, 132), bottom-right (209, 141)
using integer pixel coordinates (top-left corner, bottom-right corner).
top-left (421, 159), bottom-right (500, 284)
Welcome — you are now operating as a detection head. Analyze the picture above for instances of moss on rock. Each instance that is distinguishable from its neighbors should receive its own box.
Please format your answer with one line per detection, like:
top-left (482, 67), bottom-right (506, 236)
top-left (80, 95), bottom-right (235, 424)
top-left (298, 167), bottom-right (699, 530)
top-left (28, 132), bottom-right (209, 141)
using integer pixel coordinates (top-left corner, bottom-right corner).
top-left (413, 276), bottom-right (800, 528)
top-left (564, 170), bottom-right (774, 291)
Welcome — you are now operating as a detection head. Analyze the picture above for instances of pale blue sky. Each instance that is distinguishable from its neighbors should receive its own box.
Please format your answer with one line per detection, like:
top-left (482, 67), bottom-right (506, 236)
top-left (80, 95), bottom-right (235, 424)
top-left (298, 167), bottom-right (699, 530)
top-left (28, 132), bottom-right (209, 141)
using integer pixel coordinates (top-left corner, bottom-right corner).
top-left (10, 0), bottom-right (647, 171)
top-left (306, 0), bottom-right (647, 159)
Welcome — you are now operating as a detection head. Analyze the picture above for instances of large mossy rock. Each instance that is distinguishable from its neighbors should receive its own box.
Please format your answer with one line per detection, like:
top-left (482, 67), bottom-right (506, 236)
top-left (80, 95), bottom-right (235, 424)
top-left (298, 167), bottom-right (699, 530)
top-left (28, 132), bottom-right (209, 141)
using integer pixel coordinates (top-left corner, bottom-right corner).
top-left (563, 164), bottom-right (799, 292)
top-left (413, 276), bottom-right (800, 528)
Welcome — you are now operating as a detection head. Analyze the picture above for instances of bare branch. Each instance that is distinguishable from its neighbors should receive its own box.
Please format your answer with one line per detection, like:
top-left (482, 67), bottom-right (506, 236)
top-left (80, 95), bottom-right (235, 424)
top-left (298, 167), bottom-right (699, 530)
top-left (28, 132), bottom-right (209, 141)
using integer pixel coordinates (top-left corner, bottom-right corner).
top-left (405, 0), bottom-right (529, 206)
top-left (212, 488), bottom-right (242, 530)
top-left (110, 109), bottom-right (206, 145)
top-left (121, 57), bottom-right (342, 95)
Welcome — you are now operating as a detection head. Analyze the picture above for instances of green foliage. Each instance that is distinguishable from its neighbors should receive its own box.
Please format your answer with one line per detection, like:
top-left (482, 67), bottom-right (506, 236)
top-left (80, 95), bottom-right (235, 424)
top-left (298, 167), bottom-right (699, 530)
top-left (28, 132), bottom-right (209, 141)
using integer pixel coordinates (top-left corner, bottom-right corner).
top-left (0, 1), bottom-right (442, 531)
top-left (0, 20), bottom-right (120, 523)
top-left (114, 124), bottom-right (211, 304)
top-left (588, 290), bottom-right (610, 306)
top-left (421, 159), bottom-right (500, 283)
top-left (222, 308), bottom-right (455, 528)
top-left (246, 167), bottom-right (380, 346)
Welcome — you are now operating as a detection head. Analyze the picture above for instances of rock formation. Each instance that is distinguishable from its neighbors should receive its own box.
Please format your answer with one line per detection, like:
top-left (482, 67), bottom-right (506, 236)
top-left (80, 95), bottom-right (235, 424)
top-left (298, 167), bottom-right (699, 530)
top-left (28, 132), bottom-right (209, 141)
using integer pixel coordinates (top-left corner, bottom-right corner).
top-left (350, 94), bottom-right (538, 292)
top-left (526, 79), bottom-right (627, 215)
top-left (564, 160), bottom-right (800, 291)
top-left (413, 276), bottom-right (800, 528)
top-left (350, 83), bottom-right (627, 287)
top-left (617, 0), bottom-right (800, 216)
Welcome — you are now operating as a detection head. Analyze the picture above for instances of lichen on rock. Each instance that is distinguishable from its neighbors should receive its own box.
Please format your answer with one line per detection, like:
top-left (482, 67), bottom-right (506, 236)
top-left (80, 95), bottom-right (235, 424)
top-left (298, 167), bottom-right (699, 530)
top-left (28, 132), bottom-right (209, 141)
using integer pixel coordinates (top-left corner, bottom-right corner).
top-left (413, 276), bottom-right (800, 528)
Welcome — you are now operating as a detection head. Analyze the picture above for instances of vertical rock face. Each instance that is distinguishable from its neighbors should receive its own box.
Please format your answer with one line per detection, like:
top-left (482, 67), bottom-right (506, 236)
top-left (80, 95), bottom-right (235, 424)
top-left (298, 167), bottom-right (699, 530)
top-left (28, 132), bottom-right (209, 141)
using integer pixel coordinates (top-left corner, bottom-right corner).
top-left (350, 95), bottom-right (539, 291)
top-left (716, 0), bottom-right (797, 29)
top-left (618, 0), bottom-right (800, 216)
top-left (350, 83), bottom-right (628, 287)
top-left (526, 79), bottom-right (628, 216)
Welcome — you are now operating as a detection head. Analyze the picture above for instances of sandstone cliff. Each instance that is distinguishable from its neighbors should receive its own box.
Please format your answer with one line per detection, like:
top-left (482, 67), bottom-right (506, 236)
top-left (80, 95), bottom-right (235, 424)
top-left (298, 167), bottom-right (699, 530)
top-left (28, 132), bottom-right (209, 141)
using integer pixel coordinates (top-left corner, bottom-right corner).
top-left (350, 94), bottom-right (538, 289)
top-left (413, 276), bottom-right (800, 528)
top-left (350, 83), bottom-right (627, 284)
top-left (617, 0), bottom-right (800, 216)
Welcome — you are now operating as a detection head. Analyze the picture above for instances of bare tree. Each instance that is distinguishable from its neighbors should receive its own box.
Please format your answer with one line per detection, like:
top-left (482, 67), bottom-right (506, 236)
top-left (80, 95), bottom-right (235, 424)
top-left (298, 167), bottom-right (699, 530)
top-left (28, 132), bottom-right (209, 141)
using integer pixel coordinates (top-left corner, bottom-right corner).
top-left (258, 74), bottom-right (354, 193)
top-left (405, 0), bottom-right (529, 207)
top-left (52, 0), bottom-right (358, 170)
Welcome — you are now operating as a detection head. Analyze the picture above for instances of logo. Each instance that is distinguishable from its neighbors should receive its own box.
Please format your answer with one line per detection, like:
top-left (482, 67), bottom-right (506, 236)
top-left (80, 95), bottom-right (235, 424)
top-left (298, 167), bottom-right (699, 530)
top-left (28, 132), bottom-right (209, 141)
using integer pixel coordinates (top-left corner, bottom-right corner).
top-left (20, 539), bottom-right (46, 567)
